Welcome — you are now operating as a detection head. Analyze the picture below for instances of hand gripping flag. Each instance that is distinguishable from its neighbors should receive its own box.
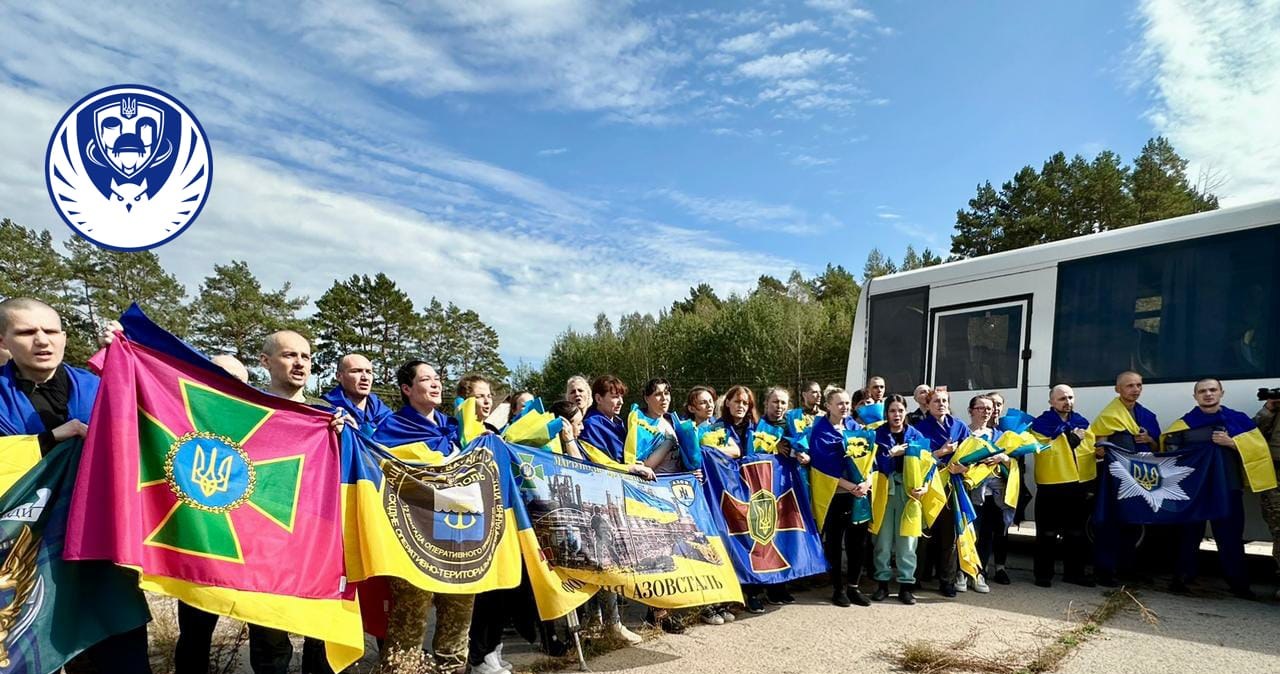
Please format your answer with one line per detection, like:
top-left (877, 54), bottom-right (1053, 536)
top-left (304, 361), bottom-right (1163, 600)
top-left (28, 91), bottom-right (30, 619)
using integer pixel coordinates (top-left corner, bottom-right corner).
top-left (1162, 407), bottom-right (1277, 492)
top-left (782, 408), bottom-right (815, 452)
top-left (63, 333), bottom-right (364, 671)
top-left (701, 450), bottom-right (826, 584)
top-left (0, 440), bottom-right (150, 674)
top-left (502, 441), bottom-right (741, 620)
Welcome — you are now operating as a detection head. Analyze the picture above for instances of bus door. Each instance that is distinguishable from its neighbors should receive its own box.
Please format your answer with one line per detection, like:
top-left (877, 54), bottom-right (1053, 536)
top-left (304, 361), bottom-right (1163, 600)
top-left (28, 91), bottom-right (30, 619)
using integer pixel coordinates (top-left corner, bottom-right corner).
top-left (927, 295), bottom-right (1033, 412)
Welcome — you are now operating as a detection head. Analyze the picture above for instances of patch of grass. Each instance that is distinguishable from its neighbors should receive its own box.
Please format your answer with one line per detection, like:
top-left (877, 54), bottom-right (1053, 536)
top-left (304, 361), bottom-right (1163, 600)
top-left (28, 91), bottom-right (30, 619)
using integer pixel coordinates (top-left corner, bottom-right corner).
top-left (879, 631), bottom-right (1021, 674)
top-left (881, 587), bottom-right (1159, 674)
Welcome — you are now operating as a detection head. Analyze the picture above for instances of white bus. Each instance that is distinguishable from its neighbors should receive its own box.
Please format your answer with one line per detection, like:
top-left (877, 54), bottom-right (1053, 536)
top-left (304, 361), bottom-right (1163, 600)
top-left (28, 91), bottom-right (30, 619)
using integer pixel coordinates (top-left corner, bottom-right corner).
top-left (845, 199), bottom-right (1280, 535)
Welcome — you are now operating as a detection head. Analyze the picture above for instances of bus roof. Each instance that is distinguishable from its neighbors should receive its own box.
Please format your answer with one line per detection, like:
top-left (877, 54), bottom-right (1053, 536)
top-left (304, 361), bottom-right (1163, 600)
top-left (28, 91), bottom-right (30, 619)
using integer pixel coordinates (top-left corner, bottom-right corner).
top-left (864, 198), bottom-right (1280, 294)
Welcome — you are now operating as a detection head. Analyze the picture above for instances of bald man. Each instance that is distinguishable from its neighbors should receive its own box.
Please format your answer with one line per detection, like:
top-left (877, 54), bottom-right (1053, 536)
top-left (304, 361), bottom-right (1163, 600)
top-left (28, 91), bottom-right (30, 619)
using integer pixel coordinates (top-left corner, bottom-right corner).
top-left (193, 331), bottom-right (341, 674)
top-left (0, 298), bottom-right (151, 673)
top-left (1029, 384), bottom-right (1096, 588)
top-left (1090, 371), bottom-right (1161, 587)
top-left (906, 384), bottom-right (931, 426)
top-left (211, 354), bottom-right (250, 383)
top-left (322, 353), bottom-right (391, 436)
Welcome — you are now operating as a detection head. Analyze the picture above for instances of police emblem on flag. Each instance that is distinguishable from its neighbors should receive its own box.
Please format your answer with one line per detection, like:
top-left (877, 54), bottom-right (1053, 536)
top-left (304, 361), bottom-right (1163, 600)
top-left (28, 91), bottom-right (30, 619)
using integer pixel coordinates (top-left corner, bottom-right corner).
top-left (45, 84), bottom-right (212, 251)
top-left (1109, 452), bottom-right (1193, 512)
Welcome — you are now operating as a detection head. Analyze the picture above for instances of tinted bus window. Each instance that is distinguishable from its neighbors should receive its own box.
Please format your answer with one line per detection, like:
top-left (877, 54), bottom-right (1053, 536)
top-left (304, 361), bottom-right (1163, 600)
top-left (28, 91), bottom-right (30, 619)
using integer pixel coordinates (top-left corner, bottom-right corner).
top-left (867, 288), bottom-right (928, 394)
top-left (933, 304), bottom-right (1024, 391)
top-left (1052, 224), bottom-right (1280, 385)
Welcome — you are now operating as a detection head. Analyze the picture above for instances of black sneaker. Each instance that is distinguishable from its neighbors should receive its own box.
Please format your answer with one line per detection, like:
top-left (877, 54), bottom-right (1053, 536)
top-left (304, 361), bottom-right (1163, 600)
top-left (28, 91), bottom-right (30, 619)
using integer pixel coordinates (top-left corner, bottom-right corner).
top-left (765, 587), bottom-right (795, 605)
top-left (831, 590), bottom-right (851, 607)
top-left (1095, 572), bottom-right (1119, 588)
top-left (1034, 578), bottom-right (1052, 588)
top-left (1169, 578), bottom-right (1192, 595)
top-left (660, 615), bottom-right (687, 634)
top-left (871, 582), bottom-right (890, 602)
top-left (992, 568), bottom-right (1012, 585)
top-left (745, 594), bottom-right (767, 614)
top-left (849, 589), bottom-right (871, 607)
top-left (940, 581), bottom-right (957, 598)
top-left (898, 586), bottom-right (916, 605)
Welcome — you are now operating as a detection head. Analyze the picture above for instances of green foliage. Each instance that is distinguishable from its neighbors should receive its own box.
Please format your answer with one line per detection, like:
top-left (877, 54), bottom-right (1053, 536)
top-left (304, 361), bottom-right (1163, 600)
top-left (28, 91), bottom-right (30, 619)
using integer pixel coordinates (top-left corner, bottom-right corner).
top-left (951, 136), bottom-right (1218, 258)
top-left (188, 260), bottom-right (310, 368)
top-left (415, 298), bottom-right (510, 395)
top-left (63, 237), bottom-right (189, 337)
top-left (862, 248), bottom-right (898, 281)
top-left (311, 273), bottom-right (418, 384)
top-left (535, 269), bottom-right (858, 406)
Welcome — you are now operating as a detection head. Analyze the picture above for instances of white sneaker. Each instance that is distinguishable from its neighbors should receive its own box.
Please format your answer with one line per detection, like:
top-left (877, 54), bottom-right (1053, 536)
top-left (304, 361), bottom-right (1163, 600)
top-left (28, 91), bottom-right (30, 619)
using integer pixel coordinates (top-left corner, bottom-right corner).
top-left (472, 653), bottom-right (510, 674)
top-left (494, 643), bottom-right (513, 670)
top-left (956, 576), bottom-right (968, 592)
top-left (611, 622), bottom-right (643, 645)
top-left (701, 608), bottom-right (724, 625)
top-left (973, 574), bottom-right (990, 594)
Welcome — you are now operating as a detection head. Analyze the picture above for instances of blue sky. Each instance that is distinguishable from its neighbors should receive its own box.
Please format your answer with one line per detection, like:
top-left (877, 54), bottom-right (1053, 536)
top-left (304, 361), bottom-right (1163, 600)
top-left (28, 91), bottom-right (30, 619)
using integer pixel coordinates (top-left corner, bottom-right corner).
top-left (0, 1), bottom-right (1275, 367)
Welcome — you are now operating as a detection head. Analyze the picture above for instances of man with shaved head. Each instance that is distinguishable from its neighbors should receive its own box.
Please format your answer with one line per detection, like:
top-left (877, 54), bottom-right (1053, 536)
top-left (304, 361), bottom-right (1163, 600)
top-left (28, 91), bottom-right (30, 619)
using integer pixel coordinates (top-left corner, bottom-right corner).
top-left (1090, 371), bottom-right (1161, 587)
top-left (322, 353), bottom-right (391, 436)
top-left (0, 297), bottom-right (151, 672)
top-left (1028, 384), bottom-right (1097, 588)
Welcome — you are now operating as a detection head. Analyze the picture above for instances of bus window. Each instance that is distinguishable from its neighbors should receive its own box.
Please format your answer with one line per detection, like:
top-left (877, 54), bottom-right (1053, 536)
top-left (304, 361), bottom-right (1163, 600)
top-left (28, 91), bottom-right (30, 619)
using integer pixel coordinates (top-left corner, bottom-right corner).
top-left (933, 303), bottom-right (1024, 391)
top-left (1052, 224), bottom-right (1280, 385)
top-left (867, 288), bottom-right (928, 394)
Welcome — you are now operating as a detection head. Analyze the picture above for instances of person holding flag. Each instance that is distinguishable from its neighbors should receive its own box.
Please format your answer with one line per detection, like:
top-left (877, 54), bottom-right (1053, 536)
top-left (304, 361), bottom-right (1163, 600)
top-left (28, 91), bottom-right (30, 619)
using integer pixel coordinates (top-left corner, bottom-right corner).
top-left (914, 388), bottom-right (970, 597)
top-left (572, 374), bottom-right (646, 646)
top-left (370, 360), bottom-right (477, 673)
top-left (322, 354), bottom-right (392, 437)
top-left (809, 387), bottom-right (873, 607)
top-left (1029, 384), bottom-right (1097, 588)
top-left (964, 395), bottom-right (1011, 593)
top-left (1161, 378), bottom-right (1277, 598)
top-left (783, 381), bottom-right (823, 449)
top-left (0, 298), bottom-right (152, 674)
top-left (1090, 371), bottom-right (1160, 587)
top-left (870, 395), bottom-right (928, 605)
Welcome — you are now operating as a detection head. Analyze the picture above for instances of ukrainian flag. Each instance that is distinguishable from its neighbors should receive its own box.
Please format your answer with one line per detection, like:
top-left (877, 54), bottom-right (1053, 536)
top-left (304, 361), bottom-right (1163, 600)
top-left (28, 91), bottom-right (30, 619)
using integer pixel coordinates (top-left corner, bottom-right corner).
top-left (623, 482), bottom-right (680, 524)
top-left (501, 399), bottom-right (564, 450)
top-left (1162, 408), bottom-right (1277, 492)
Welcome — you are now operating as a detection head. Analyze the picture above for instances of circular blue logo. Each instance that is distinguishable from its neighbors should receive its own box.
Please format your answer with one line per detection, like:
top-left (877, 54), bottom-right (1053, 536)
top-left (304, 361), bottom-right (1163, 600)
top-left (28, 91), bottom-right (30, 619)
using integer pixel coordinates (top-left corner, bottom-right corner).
top-left (166, 433), bottom-right (254, 511)
top-left (45, 84), bottom-right (213, 251)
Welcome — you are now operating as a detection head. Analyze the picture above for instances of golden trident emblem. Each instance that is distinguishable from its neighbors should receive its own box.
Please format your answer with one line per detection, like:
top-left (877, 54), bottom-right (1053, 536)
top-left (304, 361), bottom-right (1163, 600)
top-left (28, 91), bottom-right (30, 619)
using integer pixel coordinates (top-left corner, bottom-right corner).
top-left (442, 513), bottom-right (477, 530)
top-left (1131, 462), bottom-right (1160, 492)
top-left (192, 443), bottom-right (234, 498)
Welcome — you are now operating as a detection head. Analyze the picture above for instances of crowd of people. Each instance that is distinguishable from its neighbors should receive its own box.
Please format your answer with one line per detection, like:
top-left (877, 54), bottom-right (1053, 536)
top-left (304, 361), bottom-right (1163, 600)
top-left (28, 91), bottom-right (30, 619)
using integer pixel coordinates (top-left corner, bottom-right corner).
top-left (1, 295), bottom-right (1277, 674)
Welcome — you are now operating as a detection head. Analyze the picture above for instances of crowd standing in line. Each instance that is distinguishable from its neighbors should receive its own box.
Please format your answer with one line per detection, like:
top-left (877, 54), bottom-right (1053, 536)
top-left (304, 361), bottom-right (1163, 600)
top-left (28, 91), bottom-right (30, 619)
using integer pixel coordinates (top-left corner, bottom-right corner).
top-left (0, 296), bottom-right (1276, 674)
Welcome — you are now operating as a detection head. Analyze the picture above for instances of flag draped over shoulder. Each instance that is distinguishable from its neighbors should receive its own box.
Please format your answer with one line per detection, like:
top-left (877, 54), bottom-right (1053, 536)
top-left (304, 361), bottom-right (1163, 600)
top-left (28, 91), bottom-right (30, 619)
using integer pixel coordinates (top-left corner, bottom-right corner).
top-left (1161, 407), bottom-right (1277, 492)
top-left (1030, 411), bottom-right (1096, 484)
top-left (1095, 441), bottom-right (1233, 524)
top-left (63, 333), bottom-right (364, 671)
top-left (500, 441), bottom-right (741, 620)
top-left (0, 440), bottom-right (150, 674)
top-left (700, 450), bottom-right (826, 585)
top-left (340, 432), bottom-right (522, 595)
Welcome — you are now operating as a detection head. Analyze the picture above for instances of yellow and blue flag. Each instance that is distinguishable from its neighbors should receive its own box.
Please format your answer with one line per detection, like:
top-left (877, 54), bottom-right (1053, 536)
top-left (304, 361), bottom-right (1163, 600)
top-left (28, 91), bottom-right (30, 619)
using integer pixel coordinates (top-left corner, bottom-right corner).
top-left (502, 441), bottom-right (741, 620)
top-left (1161, 407), bottom-right (1276, 492)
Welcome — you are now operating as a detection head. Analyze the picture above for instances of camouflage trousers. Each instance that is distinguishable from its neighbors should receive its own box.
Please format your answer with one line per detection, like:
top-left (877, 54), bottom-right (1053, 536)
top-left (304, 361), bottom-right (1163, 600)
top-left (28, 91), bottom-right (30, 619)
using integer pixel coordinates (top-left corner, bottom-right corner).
top-left (382, 578), bottom-right (476, 674)
top-left (1261, 461), bottom-right (1280, 570)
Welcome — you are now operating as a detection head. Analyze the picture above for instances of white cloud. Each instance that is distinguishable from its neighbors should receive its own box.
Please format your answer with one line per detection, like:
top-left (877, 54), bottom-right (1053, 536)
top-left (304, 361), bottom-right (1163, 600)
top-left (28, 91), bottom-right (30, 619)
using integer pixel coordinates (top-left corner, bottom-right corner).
top-left (654, 188), bottom-right (829, 235)
top-left (538, 147), bottom-right (569, 156)
top-left (804, 0), bottom-right (876, 27)
top-left (1136, 0), bottom-right (1280, 205)
top-left (737, 48), bottom-right (849, 79)
top-left (790, 154), bottom-right (838, 167)
top-left (876, 212), bottom-right (902, 220)
top-left (719, 21), bottom-right (820, 54)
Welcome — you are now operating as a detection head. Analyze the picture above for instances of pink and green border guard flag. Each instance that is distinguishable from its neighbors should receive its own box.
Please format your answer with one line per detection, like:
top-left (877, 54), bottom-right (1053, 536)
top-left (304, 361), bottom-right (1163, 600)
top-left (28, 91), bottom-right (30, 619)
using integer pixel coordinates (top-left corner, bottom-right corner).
top-left (64, 334), bottom-right (364, 670)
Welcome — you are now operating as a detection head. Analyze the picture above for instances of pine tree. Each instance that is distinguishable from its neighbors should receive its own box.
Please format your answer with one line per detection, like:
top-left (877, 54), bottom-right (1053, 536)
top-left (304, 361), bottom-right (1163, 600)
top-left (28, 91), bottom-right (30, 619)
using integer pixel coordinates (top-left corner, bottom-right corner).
top-left (311, 273), bottom-right (421, 384)
top-left (188, 260), bottom-right (308, 366)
